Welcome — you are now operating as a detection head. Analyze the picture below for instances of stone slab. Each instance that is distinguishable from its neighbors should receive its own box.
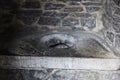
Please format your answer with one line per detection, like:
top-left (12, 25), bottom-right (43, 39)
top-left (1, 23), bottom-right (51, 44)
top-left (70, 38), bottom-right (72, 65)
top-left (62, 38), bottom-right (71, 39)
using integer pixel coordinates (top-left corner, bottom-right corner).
top-left (0, 56), bottom-right (120, 70)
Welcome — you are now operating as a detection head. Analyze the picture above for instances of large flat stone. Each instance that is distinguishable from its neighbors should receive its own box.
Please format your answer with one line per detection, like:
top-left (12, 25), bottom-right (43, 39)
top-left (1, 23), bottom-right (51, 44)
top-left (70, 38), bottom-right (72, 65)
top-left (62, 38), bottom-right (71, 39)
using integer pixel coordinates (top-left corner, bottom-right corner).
top-left (0, 56), bottom-right (120, 70)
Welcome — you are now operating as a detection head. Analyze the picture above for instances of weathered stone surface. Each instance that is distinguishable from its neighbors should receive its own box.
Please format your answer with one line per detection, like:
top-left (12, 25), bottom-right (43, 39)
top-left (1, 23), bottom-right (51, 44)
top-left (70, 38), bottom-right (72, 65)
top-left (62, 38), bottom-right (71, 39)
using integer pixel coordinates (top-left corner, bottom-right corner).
top-left (0, 56), bottom-right (119, 70)
top-left (112, 22), bottom-right (120, 33)
top-left (57, 0), bottom-right (81, 2)
top-left (82, 2), bottom-right (102, 6)
top-left (21, 1), bottom-right (41, 9)
top-left (114, 7), bottom-right (120, 16)
top-left (38, 17), bottom-right (61, 26)
top-left (105, 0), bottom-right (120, 22)
top-left (112, 15), bottom-right (120, 22)
top-left (62, 18), bottom-right (79, 26)
top-left (3, 31), bottom-right (117, 58)
top-left (41, 0), bottom-right (55, 2)
top-left (82, 0), bottom-right (102, 2)
top-left (105, 1), bottom-right (113, 17)
top-left (86, 7), bottom-right (100, 13)
top-left (45, 3), bottom-right (65, 10)
top-left (113, 0), bottom-right (120, 6)
top-left (42, 11), bottom-right (68, 19)
top-left (81, 18), bottom-right (96, 29)
top-left (64, 7), bottom-right (83, 12)
top-left (102, 14), bottom-right (111, 29)
top-left (16, 10), bottom-right (42, 24)
top-left (115, 34), bottom-right (120, 47)
top-left (0, 69), bottom-right (54, 80)
top-left (71, 13), bottom-right (92, 18)
top-left (106, 31), bottom-right (114, 42)
top-left (68, 1), bottom-right (81, 5)
top-left (0, 69), bottom-right (120, 80)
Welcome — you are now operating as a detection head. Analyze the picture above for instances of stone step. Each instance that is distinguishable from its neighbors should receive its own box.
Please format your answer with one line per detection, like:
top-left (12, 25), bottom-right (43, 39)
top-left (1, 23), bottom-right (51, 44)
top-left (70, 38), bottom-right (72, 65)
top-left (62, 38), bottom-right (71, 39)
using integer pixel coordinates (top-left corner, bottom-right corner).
top-left (0, 56), bottom-right (120, 70)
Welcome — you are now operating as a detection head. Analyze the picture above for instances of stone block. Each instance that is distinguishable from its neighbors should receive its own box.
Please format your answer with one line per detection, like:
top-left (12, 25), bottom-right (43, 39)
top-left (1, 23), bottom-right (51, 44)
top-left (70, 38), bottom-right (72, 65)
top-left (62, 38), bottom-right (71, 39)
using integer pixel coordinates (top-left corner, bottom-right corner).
top-left (70, 13), bottom-right (92, 18)
top-left (106, 31), bottom-right (115, 42)
top-left (68, 1), bottom-right (81, 5)
top-left (45, 3), bottom-right (65, 10)
top-left (64, 7), bottom-right (83, 12)
top-left (112, 22), bottom-right (120, 33)
top-left (0, 56), bottom-right (120, 70)
top-left (62, 18), bottom-right (79, 26)
top-left (38, 17), bottom-right (61, 26)
top-left (114, 7), bottom-right (120, 16)
top-left (57, 0), bottom-right (81, 2)
top-left (115, 34), bottom-right (120, 47)
top-left (21, 1), bottom-right (41, 9)
top-left (42, 11), bottom-right (68, 19)
top-left (81, 18), bottom-right (96, 29)
top-left (82, 2), bottom-right (102, 6)
top-left (86, 7), bottom-right (100, 13)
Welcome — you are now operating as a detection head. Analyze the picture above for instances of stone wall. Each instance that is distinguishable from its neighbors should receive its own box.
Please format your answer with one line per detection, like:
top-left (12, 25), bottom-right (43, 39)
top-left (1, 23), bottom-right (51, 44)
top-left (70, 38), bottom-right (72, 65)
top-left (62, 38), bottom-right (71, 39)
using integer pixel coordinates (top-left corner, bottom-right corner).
top-left (103, 0), bottom-right (120, 53)
top-left (0, 0), bottom-right (120, 80)
top-left (0, 0), bottom-right (104, 31)
top-left (0, 69), bottom-right (120, 80)
top-left (1, 0), bottom-right (115, 57)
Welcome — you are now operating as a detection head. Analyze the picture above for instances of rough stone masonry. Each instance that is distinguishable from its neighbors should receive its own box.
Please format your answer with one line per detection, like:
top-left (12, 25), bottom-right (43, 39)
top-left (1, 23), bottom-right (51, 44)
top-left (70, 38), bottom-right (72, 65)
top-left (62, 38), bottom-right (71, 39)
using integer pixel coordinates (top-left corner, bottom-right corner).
top-left (0, 0), bottom-right (120, 80)
top-left (0, 0), bottom-right (120, 58)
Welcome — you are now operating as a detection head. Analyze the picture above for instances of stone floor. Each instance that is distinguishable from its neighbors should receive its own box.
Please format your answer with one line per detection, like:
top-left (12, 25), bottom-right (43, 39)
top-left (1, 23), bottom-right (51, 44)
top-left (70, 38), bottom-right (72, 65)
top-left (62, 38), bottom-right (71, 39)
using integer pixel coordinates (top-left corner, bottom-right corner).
top-left (0, 69), bottom-right (120, 80)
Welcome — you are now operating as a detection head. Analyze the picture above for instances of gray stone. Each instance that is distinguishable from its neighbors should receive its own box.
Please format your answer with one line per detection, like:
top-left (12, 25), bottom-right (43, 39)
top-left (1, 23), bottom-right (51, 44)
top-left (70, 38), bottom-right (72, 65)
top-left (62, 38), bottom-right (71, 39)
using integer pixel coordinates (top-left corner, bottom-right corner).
top-left (115, 34), bottom-right (120, 47)
top-left (113, 0), bottom-right (120, 6)
top-left (0, 69), bottom-right (54, 80)
top-left (82, 0), bottom-right (102, 2)
top-left (81, 18), bottom-right (96, 29)
top-left (42, 11), bottom-right (68, 19)
top-left (106, 31), bottom-right (115, 42)
top-left (86, 7), bottom-right (100, 13)
top-left (57, 0), bottom-right (81, 2)
top-left (16, 10), bottom-right (42, 24)
top-left (114, 7), bottom-right (120, 16)
top-left (70, 13), bottom-right (92, 18)
top-left (0, 69), bottom-right (120, 80)
top-left (21, 1), bottom-right (41, 9)
top-left (41, 0), bottom-right (55, 2)
top-left (45, 3), bottom-right (65, 10)
top-left (112, 15), bottom-right (120, 22)
top-left (0, 56), bottom-right (119, 70)
top-left (112, 22), bottom-right (120, 33)
top-left (105, 1), bottom-right (120, 22)
top-left (62, 18), bottom-right (79, 26)
top-left (68, 1), bottom-right (81, 5)
top-left (5, 31), bottom-right (117, 58)
top-left (38, 17), bottom-right (61, 26)
top-left (82, 2), bottom-right (102, 6)
top-left (64, 7), bottom-right (83, 12)
top-left (105, 1), bottom-right (113, 17)
top-left (102, 14), bottom-right (112, 29)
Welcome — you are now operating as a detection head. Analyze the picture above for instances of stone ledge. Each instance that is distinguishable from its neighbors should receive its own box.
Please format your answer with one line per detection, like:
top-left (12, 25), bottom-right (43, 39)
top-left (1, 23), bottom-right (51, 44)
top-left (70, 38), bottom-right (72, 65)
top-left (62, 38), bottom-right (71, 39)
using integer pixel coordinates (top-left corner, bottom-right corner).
top-left (0, 56), bottom-right (120, 70)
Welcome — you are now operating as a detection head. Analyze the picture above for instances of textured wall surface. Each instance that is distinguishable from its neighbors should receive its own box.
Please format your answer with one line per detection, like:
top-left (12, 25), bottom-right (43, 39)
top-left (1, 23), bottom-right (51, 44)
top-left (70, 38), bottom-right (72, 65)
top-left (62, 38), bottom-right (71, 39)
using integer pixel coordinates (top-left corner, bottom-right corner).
top-left (0, 0), bottom-right (120, 80)
top-left (0, 0), bottom-right (119, 58)
top-left (0, 69), bottom-right (120, 80)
